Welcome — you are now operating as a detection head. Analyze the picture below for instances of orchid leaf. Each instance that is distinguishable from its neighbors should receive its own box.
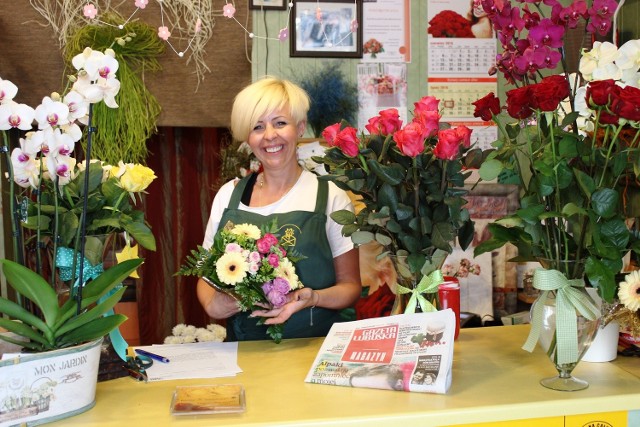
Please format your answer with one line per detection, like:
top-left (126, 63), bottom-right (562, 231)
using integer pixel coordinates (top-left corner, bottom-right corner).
top-left (0, 260), bottom-right (58, 327)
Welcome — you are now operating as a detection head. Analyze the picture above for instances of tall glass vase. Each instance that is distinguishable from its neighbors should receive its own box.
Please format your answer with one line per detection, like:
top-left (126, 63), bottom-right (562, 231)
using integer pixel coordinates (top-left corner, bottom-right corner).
top-left (529, 258), bottom-right (600, 391)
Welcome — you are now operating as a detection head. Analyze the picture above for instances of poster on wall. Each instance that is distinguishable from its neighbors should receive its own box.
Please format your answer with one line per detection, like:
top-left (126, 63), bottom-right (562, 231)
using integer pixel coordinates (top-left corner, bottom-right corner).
top-left (357, 63), bottom-right (408, 129)
top-left (426, 0), bottom-right (498, 151)
top-left (361, 0), bottom-right (411, 63)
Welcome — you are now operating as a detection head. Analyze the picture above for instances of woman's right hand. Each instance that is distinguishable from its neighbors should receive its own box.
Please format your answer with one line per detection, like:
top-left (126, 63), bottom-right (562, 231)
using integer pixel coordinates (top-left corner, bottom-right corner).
top-left (197, 278), bottom-right (242, 319)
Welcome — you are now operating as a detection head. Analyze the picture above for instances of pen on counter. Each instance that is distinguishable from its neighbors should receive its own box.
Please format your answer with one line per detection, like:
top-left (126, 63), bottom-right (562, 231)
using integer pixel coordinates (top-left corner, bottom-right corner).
top-left (135, 349), bottom-right (170, 363)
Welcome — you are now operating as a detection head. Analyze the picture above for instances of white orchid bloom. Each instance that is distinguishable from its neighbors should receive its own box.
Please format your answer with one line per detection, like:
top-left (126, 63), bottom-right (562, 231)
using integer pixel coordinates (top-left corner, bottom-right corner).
top-left (0, 78), bottom-right (18, 104)
top-left (64, 90), bottom-right (89, 123)
top-left (28, 129), bottom-right (53, 156)
top-left (47, 128), bottom-right (75, 158)
top-left (0, 100), bottom-right (35, 131)
top-left (59, 122), bottom-right (83, 142)
top-left (11, 147), bottom-right (40, 189)
top-left (35, 96), bottom-right (70, 130)
top-left (19, 133), bottom-right (44, 157)
top-left (617, 40), bottom-right (640, 71)
top-left (73, 48), bottom-right (119, 82)
top-left (620, 69), bottom-right (640, 88)
top-left (71, 47), bottom-right (97, 73)
top-left (592, 62), bottom-right (623, 81)
top-left (579, 42), bottom-right (619, 82)
top-left (72, 74), bottom-right (120, 108)
top-left (45, 153), bottom-right (76, 186)
top-left (573, 87), bottom-right (591, 117)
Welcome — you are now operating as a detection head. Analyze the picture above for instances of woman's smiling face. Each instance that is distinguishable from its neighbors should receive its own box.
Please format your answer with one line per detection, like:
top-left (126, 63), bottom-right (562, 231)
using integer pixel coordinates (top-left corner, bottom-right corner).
top-left (247, 106), bottom-right (304, 171)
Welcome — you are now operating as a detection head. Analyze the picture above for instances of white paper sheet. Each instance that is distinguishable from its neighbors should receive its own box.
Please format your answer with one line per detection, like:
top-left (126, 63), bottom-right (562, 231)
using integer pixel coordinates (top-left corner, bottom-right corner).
top-left (135, 341), bottom-right (242, 382)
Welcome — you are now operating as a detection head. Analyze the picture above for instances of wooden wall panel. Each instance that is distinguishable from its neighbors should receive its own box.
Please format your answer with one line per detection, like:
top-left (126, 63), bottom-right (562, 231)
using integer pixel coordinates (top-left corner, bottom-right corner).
top-left (0, 1), bottom-right (252, 128)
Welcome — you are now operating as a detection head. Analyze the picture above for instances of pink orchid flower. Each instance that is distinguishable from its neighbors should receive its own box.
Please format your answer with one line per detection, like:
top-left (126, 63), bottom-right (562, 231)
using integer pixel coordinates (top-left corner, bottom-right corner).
top-left (134, 0), bottom-right (149, 9)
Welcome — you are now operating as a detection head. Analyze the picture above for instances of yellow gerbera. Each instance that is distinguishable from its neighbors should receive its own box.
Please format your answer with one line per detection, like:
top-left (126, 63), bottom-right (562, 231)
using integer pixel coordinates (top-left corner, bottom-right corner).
top-left (231, 223), bottom-right (261, 240)
top-left (216, 252), bottom-right (248, 286)
top-left (276, 258), bottom-right (301, 290)
top-left (619, 271), bottom-right (640, 312)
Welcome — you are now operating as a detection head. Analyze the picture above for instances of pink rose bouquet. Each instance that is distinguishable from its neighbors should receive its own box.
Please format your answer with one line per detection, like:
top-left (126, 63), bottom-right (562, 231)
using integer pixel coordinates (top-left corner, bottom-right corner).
top-left (316, 96), bottom-right (483, 275)
top-left (177, 220), bottom-right (305, 343)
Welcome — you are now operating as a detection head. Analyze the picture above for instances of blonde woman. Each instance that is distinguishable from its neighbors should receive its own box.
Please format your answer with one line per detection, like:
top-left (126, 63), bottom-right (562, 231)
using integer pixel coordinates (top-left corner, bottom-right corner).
top-left (197, 77), bottom-right (361, 341)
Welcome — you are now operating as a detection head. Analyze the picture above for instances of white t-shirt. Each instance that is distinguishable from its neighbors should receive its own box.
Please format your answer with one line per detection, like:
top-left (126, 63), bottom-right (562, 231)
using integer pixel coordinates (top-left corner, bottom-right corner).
top-left (202, 170), bottom-right (354, 258)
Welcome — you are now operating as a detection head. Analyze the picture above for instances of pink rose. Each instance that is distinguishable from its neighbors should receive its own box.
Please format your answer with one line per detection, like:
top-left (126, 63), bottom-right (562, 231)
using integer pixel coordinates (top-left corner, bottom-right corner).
top-left (393, 122), bottom-right (425, 157)
top-left (322, 123), bottom-right (341, 146)
top-left (256, 233), bottom-right (278, 254)
top-left (412, 110), bottom-right (440, 140)
top-left (434, 128), bottom-right (464, 160)
top-left (454, 126), bottom-right (472, 148)
top-left (334, 127), bottom-right (360, 157)
top-left (267, 253), bottom-right (280, 267)
top-left (365, 109), bottom-right (403, 136)
top-left (413, 96), bottom-right (440, 115)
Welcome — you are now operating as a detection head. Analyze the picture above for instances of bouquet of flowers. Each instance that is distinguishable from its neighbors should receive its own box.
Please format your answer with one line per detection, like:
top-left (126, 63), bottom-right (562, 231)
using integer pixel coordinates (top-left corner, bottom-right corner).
top-left (428, 10), bottom-right (475, 38)
top-left (472, 0), bottom-right (639, 304)
top-left (318, 99), bottom-right (480, 274)
top-left (442, 258), bottom-right (481, 279)
top-left (316, 98), bottom-right (482, 313)
top-left (363, 38), bottom-right (384, 58)
top-left (603, 271), bottom-right (640, 341)
top-left (177, 220), bottom-right (305, 343)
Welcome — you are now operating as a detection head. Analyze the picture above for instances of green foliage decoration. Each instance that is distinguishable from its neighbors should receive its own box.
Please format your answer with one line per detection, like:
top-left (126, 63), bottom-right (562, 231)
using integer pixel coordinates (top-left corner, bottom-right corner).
top-left (64, 14), bottom-right (164, 164)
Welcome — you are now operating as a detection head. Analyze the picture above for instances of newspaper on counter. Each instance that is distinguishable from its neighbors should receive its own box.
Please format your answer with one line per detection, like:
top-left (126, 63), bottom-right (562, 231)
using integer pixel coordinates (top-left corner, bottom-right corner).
top-left (304, 310), bottom-right (455, 394)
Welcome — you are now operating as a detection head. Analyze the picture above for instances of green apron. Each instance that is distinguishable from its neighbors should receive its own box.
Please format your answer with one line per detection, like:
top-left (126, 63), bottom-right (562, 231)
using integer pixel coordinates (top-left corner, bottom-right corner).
top-left (218, 173), bottom-right (342, 341)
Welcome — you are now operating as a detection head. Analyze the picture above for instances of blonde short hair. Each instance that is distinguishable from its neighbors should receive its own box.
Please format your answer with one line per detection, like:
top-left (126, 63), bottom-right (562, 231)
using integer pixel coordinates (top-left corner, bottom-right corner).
top-left (230, 77), bottom-right (310, 142)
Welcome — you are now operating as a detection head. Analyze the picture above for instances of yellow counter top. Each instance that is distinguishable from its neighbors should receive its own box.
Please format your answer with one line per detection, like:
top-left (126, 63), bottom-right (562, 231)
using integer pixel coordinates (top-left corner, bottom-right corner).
top-left (51, 325), bottom-right (640, 427)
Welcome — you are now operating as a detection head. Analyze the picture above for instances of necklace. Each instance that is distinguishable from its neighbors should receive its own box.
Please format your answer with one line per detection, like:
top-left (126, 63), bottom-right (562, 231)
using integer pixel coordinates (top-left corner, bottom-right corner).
top-left (255, 169), bottom-right (301, 206)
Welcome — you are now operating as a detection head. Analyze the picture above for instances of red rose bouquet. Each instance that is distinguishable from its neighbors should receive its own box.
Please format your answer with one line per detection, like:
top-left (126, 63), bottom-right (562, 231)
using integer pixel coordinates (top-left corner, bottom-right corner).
top-left (428, 10), bottom-right (475, 38)
top-left (316, 97), bottom-right (483, 307)
top-left (177, 220), bottom-right (305, 343)
top-left (472, 0), bottom-right (640, 305)
top-left (363, 38), bottom-right (385, 58)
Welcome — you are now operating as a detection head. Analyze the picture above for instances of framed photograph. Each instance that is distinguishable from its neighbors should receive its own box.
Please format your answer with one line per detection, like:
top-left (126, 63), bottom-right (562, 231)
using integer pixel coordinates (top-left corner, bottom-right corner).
top-left (249, 0), bottom-right (287, 10)
top-left (291, 0), bottom-right (363, 58)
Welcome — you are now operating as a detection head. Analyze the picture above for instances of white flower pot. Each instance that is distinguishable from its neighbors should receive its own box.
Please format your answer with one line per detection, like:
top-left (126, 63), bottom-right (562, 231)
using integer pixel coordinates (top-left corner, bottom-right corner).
top-left (0, 338), bottom-right (102, 426)
top-left (582, 287), bottom-right (619, 363)
top-left (582, 320), bottom-right (620, 363)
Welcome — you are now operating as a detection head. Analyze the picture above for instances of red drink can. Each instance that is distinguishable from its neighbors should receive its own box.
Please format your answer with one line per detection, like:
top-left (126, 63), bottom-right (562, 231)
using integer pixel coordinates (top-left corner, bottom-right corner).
top-left (438, 277), bottom-right (461, 340)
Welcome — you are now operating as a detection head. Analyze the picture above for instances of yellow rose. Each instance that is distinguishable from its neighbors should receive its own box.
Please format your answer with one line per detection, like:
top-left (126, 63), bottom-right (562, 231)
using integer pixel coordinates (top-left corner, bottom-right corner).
top-left (119, 164), bottom-right (157, 193)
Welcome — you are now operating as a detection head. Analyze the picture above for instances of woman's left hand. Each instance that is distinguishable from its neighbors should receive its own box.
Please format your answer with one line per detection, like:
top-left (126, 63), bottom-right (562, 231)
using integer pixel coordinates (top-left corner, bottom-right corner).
top-left (251, 288), bottom-right (316, 325)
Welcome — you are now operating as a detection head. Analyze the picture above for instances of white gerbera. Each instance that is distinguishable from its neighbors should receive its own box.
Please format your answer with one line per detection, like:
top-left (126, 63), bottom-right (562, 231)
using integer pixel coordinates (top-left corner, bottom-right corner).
top-left (216, 252), bottom-right (248, 285)
top-left (231, 223), bottom-right (261, 240)
top-left (619, 271), bottom-right (640, 312)
top-left (276, 258), bottom-right (301, 290)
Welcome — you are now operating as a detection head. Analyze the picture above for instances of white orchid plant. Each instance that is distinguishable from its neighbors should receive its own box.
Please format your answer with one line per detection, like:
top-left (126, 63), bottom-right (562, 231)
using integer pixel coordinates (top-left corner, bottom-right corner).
top-left (0, 47), bottom-right (148, 352)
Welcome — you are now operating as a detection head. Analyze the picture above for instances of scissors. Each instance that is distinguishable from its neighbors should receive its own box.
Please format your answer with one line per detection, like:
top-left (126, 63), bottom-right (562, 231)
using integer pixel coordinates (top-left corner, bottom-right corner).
top-left (123, 355), bottom-right (153, 382)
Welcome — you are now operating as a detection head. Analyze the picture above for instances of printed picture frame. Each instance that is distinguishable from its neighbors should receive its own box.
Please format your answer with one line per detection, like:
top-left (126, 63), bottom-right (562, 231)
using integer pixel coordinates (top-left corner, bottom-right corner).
top-left (291, 0), bottom-right (363, 58)
top-left (249, 0), bottom-right (287, 10)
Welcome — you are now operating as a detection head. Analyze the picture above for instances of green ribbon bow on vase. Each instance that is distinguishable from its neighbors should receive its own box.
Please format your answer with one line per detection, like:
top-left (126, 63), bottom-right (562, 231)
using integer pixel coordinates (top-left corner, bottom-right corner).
top-left (396, 269), bottom-right (444, 313)
top-left (523, 268), bottom-right (600, 365)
